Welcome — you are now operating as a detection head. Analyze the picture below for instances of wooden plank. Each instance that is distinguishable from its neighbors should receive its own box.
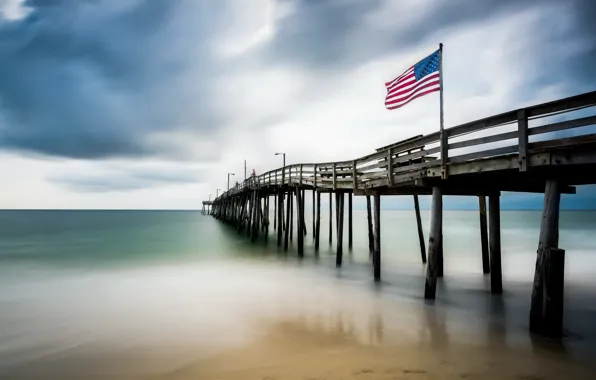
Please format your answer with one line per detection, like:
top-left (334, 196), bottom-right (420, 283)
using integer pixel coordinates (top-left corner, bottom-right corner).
top-left (352, 160), bottom-right (357, 189)
top-left (530, 133), bottom-right (596, 152)
top-left (529, 115), bottom-right (596, 137)
top-left (518, 109), bottom-right (529, 171)
top-left (387, 148), bottom-right (393, 186)
top-left (526, 90), bottom-right (596, 118)
top-left (448, 145), bottom-right (518, 164)
top-left (332, 163), bottom-right (337, 190)
top-left (440, 129), bottom-right (448, 179)
top-left (376, 134), bottom-right (423, 151)
top-left (448, 130), bottom-right (519, 150)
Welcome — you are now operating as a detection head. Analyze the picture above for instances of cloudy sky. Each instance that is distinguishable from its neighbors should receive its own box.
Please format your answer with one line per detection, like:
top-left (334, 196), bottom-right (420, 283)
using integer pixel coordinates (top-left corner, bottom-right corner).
top-left (0, 0), bottom-right (595, 210)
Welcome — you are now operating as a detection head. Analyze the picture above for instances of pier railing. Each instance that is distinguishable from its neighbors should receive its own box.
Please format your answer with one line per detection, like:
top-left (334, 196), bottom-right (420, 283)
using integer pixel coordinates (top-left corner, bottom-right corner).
top-left (213, 91), bottom-right (596, 202)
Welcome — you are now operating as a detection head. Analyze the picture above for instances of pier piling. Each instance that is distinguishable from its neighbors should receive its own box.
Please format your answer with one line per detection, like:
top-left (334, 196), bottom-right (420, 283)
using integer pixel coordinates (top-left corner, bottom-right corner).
top-left (479, 195), bottom-right (490, 274)
top-left (424, 186), bottom-right (443, 299)
top-left (530, 179), bottom-right (563, 337)
top-left (414, 195), bottom-right (426, 264)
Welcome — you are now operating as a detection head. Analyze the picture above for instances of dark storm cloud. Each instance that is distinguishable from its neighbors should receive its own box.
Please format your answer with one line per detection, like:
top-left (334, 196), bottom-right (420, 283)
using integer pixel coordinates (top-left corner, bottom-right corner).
top-left (0, 0), bottom-right (225, 159)
top-left (0, 0), bottom-right (595, 161)
top-left (266, 0), bottom-right (596, 83)
top-left (48, 166), bottom-right (203, 192)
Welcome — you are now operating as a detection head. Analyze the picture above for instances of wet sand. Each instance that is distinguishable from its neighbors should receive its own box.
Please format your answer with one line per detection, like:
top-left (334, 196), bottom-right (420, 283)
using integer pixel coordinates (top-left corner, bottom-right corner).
top-left (3, 260), bottom-right (596, 380)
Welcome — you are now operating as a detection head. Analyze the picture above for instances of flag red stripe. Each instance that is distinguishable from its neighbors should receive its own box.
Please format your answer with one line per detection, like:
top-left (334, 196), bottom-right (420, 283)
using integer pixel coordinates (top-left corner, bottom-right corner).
top-left (385, 87), bottom-right (440, 110)
top-left (386, 72), bottom-right (439, 99)
top-left (386, 73), bottom-right (416, 96)
top-left (385, 77), bottom-right (440, 106)
top-left (385, 67), bottom-right (413, 88)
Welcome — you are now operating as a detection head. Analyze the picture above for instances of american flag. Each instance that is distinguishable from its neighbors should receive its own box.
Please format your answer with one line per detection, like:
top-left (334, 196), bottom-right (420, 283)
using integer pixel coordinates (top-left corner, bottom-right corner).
top-left (385, 49), bottom-right (441, 110)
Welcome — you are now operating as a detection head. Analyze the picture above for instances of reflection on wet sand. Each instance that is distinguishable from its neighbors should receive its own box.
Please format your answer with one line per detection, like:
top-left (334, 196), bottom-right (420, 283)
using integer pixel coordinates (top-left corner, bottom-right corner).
top-left (167, 309), bottom-right (596, 380)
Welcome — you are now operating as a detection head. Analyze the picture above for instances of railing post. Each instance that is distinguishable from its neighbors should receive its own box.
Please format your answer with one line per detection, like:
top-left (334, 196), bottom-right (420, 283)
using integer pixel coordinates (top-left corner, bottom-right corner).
top-left (387, 148), bottom-right (394, 186)
top-left (440, 130), bottom-right (448, 179)
top-left (352, 160), bottom-right (357, 190)
top-left (332, 163), bottom-right (337, 190)
top-left (518, 109), bottom-right (528, 172)
top-left (282, 166), bottom-right (285, 185)
top-left (314, 164), bottom-right (317, 189)
top-left (299, 164), bottom-right (303, 185)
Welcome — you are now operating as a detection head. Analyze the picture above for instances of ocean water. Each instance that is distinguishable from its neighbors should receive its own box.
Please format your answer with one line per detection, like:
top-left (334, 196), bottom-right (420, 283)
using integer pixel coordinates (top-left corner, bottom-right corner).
top-left (1, 209), bottom-right (595, 379)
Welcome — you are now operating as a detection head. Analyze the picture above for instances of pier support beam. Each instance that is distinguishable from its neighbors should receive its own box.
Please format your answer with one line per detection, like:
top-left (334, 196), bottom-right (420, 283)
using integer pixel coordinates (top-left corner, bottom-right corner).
top-left (336, 192), bottom-right (345, 267)
top-left (479, 196), bottom-right (490, 274)
top-left (312, 190), bottom-right (315, 238)
top-left (366, 195), bottom-right (374, 258)
top-left (284, 191), bottom-right (291, 251)
top-left (315, 191), bottom-right (321, 253)
top-left (277, 191), bottom-right (283, 246)
top-left (489, 193), bottom-right (502, 294)
top-left (290, 190), bottom-right (294, 242)
top-left (414, 195), bottom-right (426, 264)
top-left (530, 179), bottom-right (564, 337)
top-left (274, 194), bottom-right (277, 231)
top-left (373, 194), bottom-right (381, 281)
top-left (329, 193), bottom-right (333, 245)
top-left (424, 187), bottom-right (443, 299)
top-left (302, 190), bottom-right (307, 237)
top-left (296, 187), bottom-right (304, 257)
top-left (348, 193), bottom-right (353, 250)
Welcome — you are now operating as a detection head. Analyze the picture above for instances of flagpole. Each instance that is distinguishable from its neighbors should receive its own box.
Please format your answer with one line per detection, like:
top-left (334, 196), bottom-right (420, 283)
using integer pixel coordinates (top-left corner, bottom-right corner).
top-left (439, 43), bottom-right (444, 132)
top-left (439, 42), bottom-right (447, 179)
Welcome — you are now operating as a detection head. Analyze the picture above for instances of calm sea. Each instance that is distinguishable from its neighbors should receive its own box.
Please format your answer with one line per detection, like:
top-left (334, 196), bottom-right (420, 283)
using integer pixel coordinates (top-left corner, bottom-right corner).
top-left (1, 209), bottom-right (595, 378)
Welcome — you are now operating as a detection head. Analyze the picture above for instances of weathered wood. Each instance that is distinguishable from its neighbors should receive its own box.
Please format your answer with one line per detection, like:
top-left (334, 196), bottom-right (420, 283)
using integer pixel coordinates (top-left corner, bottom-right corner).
top-left (290, 189), bottom-right (294, 241)
top-left (348, 192), bottom-right (353, 250)
top-left (542, 247), bottom-right (565, 337)
top-left (489, 193), bottom-right (502, 294)
top-left (413, 195), bottom-right (426, 264)
top-left (373, 194), bottom-right (381, 281)
top-left (530, 179), bottom-right (562, 336)
top-left (387, 148), bottom-right (394, 186)
top-left (296, 187), bottom-right (304, 257)
top-left (277, 191), bottom-right (283, 246)
top-left (336, 192), bottom-right (344, 267)
top-left (448, 130), bottom-right (518, 150)
top-left (424, 186), bottom-right (442, 299)
top-left (273, 193), bottom-right (277, 231)
top-left (284, 191), bottom-right (291, 251)
top-left (315, 191), bottom-right (321, 253)
top-left (332, 163), bottom-right (337, 190)
top-left (329, 193), bottom-right (333, 245)
top-left (366, 195), bottom-right (374, 258)
top-left (352, 160), bottom-right (357, 189)
top-left (518, 109), bottom-right (529, 171)
top-left (449, 145), bottom-right (518, 164)
top-left (301, 189), bottom-right (307, 237)
top-left (247, 191), bottom-right (255, 238)
top-left (479, 196), bottom-right (490, 274)
top-left (312, 190), bottom-right (315, 237)
top-left (529, 115), bottom-right (596, 137)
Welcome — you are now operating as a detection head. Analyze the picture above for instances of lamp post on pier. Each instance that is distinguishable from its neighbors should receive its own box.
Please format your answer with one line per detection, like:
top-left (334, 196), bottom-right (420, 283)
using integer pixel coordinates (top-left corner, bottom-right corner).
top-left (228, 173), bottom-right (235, 191)
top-left (275, 152), bottom-right (286, 167)
top-left (216, 189), bottom-right (221, 198)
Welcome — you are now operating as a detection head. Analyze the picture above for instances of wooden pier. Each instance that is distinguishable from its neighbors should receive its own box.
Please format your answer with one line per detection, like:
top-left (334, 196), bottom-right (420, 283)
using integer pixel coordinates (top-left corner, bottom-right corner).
top-left (202, 91), bottom-right (596, 338)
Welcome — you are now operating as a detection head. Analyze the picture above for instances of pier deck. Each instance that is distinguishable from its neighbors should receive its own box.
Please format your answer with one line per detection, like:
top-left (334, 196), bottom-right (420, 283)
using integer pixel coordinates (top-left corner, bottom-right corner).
top-left (202, 90), bottom-right (596, 338)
